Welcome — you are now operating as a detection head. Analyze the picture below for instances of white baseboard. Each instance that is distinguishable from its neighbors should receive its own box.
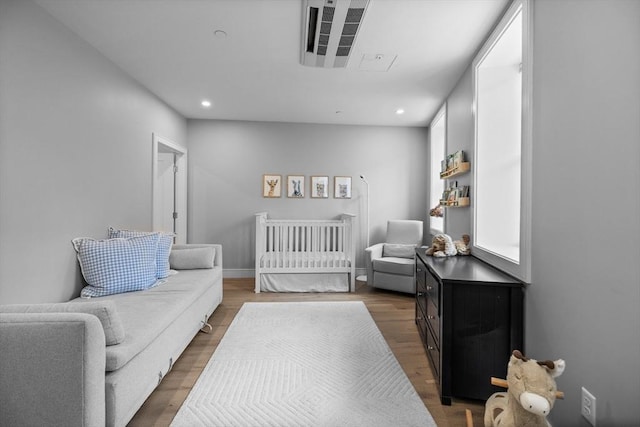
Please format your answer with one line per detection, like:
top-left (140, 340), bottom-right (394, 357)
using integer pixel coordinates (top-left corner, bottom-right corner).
top-left (223, 269), bottom-right (255, 278)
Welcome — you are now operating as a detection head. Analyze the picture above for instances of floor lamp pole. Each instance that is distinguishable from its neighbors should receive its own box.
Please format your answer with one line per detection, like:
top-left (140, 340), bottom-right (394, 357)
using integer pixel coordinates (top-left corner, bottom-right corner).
top-left (357, 175), bottom-right (369, 283)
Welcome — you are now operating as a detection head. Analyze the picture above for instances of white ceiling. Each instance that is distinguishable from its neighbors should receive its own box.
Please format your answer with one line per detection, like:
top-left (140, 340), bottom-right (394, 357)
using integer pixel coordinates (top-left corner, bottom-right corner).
top-left (36, 0), bottom-right (509, 127)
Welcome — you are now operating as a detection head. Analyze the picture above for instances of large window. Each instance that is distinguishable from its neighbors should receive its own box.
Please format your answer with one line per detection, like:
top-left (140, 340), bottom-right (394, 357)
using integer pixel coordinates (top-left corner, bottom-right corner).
top-left (429, 106), bottom-right (446, 234)
top-left (472, 0), bottom-right (531, 282)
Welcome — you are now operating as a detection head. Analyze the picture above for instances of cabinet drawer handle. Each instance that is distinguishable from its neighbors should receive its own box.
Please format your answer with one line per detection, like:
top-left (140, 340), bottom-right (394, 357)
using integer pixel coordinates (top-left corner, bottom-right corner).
top-left (427, 345), bottom-right (435, 351)
top-left (427, 315), bottom-right (435, 320)
top-left (426, 286), bottom-right (433, 291)
top-left (416, 315), bottom-right (422, 320)
top-left (417, 292), bottom-right (425, 297)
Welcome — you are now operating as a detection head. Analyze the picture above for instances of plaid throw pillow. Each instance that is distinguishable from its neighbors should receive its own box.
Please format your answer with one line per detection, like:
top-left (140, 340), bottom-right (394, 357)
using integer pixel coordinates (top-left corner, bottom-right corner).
top-left (72, 234), bottom-right (160, 298)
top-left (108, 227), bottom-right (173, 279)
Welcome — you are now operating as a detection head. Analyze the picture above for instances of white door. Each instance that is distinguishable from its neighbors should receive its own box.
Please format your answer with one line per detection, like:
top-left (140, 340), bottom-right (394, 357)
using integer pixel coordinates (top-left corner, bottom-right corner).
top-left (156, 152), bottom-right (176, 234)
top-left (152, 134), bottom-right (187, 243)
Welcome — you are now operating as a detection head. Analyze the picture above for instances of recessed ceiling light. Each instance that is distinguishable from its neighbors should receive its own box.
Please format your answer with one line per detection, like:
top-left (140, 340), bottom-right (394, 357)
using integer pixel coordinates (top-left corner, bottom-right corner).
top-left (213, 29), bottom-right (227, 39)
top-left (201, 100), bottom-right (212, 108)
top-left (396, 108), bottom-right (405, 115)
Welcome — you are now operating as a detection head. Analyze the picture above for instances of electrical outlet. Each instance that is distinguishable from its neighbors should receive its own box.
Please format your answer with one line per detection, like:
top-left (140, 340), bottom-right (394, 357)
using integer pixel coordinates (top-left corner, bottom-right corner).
top-left (581, 387), bottom-right (596, 426)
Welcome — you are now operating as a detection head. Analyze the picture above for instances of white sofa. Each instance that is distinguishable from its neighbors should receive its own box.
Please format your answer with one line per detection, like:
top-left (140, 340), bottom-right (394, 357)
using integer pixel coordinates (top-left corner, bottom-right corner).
top-left (0, 243), bottom-right (222, 427)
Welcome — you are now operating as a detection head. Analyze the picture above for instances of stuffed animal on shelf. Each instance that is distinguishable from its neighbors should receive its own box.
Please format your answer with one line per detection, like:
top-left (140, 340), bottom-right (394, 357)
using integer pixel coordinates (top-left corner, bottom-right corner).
top-left (425, 233), bottom-right (458, 257)
top-left (454, 234), bottom-right (471, 256)
top-left (484, 350), bottom-right (565, 427)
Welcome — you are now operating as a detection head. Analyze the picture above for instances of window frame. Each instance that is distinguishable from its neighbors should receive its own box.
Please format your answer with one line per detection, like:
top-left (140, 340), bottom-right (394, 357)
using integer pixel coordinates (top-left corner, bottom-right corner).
top-left (471, 0), bottom-right (532, 283)
top-left (429, 104), bottom-right (447, 236)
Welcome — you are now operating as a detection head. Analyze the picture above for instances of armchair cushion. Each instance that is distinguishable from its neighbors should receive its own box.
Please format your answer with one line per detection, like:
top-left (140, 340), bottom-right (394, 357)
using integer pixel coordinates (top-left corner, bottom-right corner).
top-left (383, 243), bottom-right (416, 259)
top-left (373, 257), bottom-right (415, 276)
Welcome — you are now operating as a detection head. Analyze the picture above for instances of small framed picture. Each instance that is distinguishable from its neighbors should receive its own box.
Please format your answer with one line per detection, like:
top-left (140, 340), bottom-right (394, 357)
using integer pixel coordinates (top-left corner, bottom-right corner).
top-left (262, 174), bottom-right (282, 198)
top-left (334, 176), bottom-right (352, 199)
top-left (310, 176), bottom-right (329, 198)
top-left (287, 175), bottom-right (305, 198)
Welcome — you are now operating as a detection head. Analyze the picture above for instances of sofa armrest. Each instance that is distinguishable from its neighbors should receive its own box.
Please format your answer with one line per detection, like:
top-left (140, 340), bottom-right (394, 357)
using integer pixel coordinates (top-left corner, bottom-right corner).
top-left (0, 313), bottom-right (106, 427)
top-left (364, 243), bottom-right (384, 287)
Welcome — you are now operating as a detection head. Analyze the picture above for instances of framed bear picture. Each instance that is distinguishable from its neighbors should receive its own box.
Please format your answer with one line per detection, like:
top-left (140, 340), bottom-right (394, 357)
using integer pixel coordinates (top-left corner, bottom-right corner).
top-left (334, 176), bottom-right (351, 199)
top-left (310, 176), bottom-right (329, 198)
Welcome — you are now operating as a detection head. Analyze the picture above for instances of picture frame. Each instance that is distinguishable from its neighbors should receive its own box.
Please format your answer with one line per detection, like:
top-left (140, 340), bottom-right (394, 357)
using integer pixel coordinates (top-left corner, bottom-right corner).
top-left (287, 175), bottom-right (305, 198)
top-left (262, 174), bottom-right (282, 198)
top-left (310, 176), bottom-right (329, 198)
top-left (333, 176), bottom-right (352, 199)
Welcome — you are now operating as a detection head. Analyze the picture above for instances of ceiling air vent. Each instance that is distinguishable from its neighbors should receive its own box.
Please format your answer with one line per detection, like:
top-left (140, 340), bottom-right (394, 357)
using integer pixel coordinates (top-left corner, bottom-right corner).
top-left (301, 0), bottom-right (369, 68)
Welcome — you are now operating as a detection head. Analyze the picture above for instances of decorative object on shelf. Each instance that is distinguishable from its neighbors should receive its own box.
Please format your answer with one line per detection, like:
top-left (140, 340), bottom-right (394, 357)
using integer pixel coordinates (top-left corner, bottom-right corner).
top-left (453, 234), bottom-right (471, 255)
top-left (425, 234), bottom-right (471, 257)
top-left (310, 176), bottom-right (329, 198)
top-left (262, 174), bottom-right (282, 198)
top-left (484, 350), bottom-right (565, 427)
top-left (429, 204), bottom-right (443, 217)
top-left (334, 176), bottom-right (352, 199)
top-left (440, 150), bottom-right (470, 179)
top-left (425, 233), bottom-right (457, 257)
top-left (440, 182), bottom-right (470, 207)
top-left (287, 175), bottom-right (305, 198)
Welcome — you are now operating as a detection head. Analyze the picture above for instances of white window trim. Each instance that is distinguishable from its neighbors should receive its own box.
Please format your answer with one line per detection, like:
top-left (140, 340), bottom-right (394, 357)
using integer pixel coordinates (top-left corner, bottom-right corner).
top-left (471, 0), bottom-right (532, 283)
top-left (429, 104), bottom-right (447, 237)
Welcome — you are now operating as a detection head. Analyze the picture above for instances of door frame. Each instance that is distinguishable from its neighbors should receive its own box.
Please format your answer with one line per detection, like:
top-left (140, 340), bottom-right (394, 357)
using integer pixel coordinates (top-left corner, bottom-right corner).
top-left (152, 133), bottom-right (187, 244)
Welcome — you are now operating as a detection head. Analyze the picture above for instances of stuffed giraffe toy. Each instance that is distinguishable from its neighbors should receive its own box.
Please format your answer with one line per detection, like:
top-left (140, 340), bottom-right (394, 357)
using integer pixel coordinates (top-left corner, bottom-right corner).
top-left (484, 350), bottom-right (565, 427)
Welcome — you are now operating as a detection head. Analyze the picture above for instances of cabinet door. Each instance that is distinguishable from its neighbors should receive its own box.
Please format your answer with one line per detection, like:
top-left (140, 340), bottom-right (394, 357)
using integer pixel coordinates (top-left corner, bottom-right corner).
top-left (450, 284), bottom-right (513, 400)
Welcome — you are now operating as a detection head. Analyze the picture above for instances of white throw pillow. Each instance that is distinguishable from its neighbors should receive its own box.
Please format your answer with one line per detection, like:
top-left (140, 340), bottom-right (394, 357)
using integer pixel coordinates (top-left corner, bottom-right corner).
top-left (169, 246), bottom-right (215, 270)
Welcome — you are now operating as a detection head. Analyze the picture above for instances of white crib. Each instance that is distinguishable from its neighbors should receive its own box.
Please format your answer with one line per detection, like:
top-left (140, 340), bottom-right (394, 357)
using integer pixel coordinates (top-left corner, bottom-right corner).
top-left (254, 212), bottom-right (356, 293)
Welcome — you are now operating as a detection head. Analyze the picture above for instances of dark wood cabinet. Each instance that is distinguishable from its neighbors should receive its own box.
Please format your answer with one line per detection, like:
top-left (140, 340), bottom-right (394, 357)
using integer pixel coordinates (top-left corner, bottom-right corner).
top-left (415, 249), bottom-right (524, 405)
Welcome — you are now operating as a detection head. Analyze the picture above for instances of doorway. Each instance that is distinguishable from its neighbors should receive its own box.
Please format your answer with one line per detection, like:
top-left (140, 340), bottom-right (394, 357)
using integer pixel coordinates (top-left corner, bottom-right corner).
top-left (152, 133), bottom-right (187, 244)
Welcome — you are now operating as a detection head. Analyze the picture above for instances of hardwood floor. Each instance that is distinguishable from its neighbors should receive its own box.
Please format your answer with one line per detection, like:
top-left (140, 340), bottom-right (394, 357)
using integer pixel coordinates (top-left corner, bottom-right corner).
top-left (128, 278), bottom-right (485, 427)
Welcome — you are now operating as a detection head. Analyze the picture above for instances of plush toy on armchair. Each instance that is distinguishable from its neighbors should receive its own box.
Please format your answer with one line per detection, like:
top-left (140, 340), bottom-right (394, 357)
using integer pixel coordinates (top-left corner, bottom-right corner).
top-left (484, 350), bottom-right (565, 427)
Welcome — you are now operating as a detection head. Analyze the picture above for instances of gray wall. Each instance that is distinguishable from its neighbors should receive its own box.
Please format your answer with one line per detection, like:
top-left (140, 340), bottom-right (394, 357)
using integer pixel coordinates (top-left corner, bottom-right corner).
top-left (529, 1), bottom-right (640, 424)
top-left (438, 1), bottom-right (640, 424)
top-left (442, 65), bottom-right (474, 240)
top-left (0, 0), bottom-right (187, 304)
top-left (187, 119), bottom-right (429, 274)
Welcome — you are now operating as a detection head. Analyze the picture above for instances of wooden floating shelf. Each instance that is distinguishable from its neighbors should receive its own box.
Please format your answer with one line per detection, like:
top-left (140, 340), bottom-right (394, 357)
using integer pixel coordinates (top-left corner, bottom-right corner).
top-left (440, 162), bottom-right (470, 179)
top-left (440, 197), bottom-right (470, 208)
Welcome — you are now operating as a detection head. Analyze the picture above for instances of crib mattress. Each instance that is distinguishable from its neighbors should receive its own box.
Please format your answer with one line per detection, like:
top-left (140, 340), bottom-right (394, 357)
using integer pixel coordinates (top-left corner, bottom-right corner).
top-left (260, 273), bottom-right (349, 292)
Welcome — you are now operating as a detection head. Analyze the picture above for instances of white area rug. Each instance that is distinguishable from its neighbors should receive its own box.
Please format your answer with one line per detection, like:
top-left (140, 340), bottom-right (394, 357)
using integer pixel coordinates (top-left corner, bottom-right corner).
top-left (171, 301), bottom-right (436, 427)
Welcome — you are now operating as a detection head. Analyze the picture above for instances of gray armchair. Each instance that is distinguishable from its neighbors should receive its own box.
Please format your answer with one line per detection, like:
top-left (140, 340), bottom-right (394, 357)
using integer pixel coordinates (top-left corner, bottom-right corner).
top-left (365, 220), bottom-right (423, 294)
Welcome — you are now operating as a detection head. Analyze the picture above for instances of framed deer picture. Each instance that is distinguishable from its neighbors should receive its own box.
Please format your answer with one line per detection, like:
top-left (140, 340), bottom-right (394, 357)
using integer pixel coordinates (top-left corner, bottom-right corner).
top-left (287, 175), bottom-right (305, 198)
top-left (262, 174), bottom-right (282, 198)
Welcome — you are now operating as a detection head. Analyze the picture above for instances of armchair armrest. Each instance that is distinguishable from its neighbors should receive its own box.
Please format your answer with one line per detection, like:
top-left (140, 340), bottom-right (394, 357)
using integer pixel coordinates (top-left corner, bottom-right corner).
top-left (0, 312), bottom-right (106, 427)
top-left (365, 243), bottom-right (385, 287)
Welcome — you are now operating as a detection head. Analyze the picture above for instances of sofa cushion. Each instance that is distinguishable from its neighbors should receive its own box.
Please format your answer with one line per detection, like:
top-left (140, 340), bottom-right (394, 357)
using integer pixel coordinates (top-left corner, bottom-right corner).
top-left (373, 257), bottom-right (415, 276)
top-left (72, 234), bottom-right (160, 298)
top-left (169, 246), bottom-right (215, 270)
top-left (0, 301), bottom-right (125, 345)
top-left (108, 228), bottom-right (173, 279)
top-left (69, 267), bottom-right (222, 371)
top-left (382, 243), bottom-right (416, 259)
